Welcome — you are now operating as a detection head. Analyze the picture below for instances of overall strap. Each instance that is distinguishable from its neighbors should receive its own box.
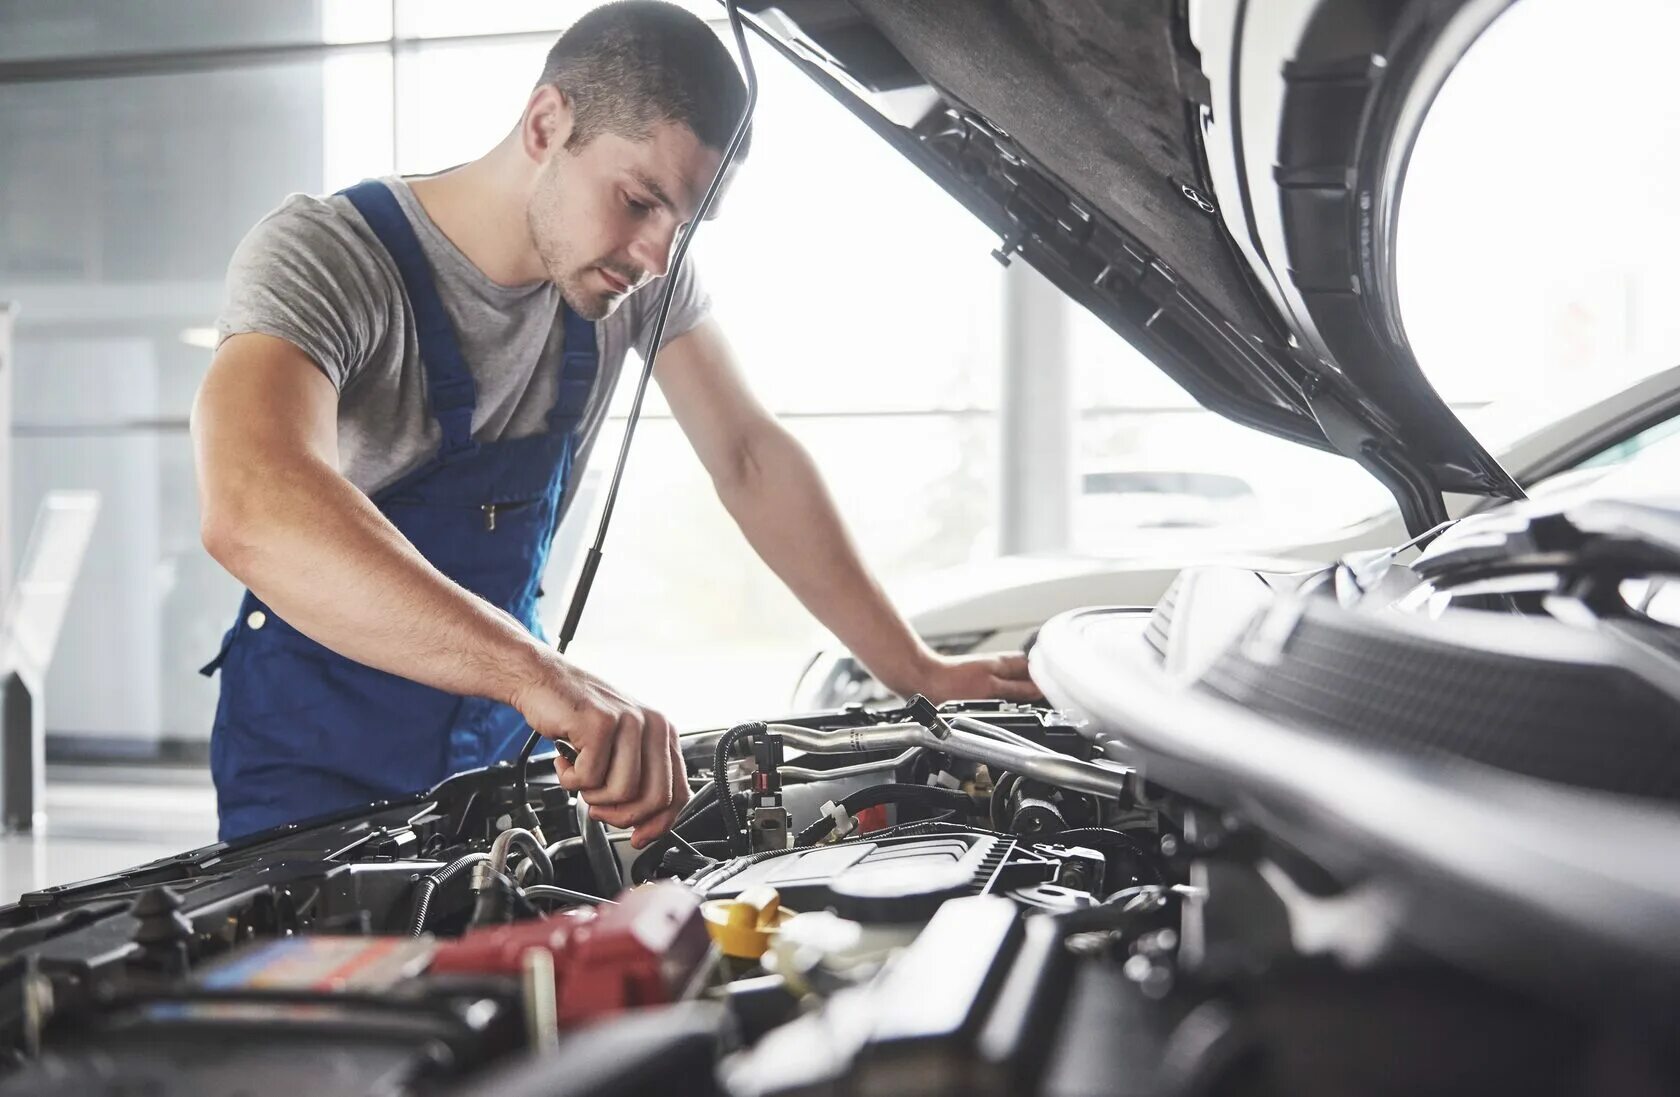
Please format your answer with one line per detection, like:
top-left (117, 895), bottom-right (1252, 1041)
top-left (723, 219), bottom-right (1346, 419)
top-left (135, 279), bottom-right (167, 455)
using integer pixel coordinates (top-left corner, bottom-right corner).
top-left (546, 303), bottom-right (600, 436)
top-left (340, 180), bottom-right (478, 460)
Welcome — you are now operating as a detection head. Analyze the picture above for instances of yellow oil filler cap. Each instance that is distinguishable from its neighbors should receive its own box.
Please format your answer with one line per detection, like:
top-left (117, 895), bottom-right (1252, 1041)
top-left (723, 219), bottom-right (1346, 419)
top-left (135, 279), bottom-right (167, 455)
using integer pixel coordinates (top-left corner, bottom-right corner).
top-left (701, 884), bottom-right (794, 959)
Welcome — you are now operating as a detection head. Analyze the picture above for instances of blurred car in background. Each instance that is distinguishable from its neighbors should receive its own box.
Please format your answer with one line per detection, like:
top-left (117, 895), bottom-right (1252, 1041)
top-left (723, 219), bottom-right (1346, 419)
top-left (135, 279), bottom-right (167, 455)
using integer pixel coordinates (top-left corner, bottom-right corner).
top-left (795, 363), bottom-right (1680, 708)
top-left (1073, 468), bottom-right (1260, 539)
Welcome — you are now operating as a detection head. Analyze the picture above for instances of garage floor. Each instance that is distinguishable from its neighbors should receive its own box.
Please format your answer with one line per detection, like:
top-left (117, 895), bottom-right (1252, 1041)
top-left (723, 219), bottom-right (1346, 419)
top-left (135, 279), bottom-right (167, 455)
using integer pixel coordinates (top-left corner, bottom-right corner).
top-left (0, 766), bottom-right (218, 904)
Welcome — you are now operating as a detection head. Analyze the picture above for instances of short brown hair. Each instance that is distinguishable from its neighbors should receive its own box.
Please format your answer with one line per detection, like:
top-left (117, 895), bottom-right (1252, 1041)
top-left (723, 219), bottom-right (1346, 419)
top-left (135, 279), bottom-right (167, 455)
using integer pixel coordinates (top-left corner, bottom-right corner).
top-left (538, 1), bottom-right (749, 156)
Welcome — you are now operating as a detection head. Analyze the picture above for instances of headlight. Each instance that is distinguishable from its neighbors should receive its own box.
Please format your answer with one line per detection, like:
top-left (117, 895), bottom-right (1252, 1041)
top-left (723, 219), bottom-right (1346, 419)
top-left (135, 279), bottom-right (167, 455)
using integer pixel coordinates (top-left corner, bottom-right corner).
top-left (790, 631), bottom-right (997, 710)
top-left (790, 651), bottom-right (893, 710)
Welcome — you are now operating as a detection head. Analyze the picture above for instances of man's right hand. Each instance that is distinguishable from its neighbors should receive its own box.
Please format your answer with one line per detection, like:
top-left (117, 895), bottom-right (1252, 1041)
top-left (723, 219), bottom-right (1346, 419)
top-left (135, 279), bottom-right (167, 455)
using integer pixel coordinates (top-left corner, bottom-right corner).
top-left (509, 652), bottom-right (690, 849)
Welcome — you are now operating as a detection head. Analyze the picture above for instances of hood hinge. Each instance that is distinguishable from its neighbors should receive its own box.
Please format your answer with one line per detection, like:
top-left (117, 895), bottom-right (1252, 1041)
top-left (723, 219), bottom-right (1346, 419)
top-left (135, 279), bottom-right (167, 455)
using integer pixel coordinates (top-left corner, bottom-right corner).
top-left (1304, 382), bottom-right (1448, 538)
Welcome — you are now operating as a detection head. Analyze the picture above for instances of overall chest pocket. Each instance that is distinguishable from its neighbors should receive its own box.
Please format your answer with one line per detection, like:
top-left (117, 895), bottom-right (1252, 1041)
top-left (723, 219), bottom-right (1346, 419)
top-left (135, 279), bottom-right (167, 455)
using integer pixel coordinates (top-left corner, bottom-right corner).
top-left (381, 493), bottom-right (558, 608)
top-left (478, 497), bottom-right (542, 532)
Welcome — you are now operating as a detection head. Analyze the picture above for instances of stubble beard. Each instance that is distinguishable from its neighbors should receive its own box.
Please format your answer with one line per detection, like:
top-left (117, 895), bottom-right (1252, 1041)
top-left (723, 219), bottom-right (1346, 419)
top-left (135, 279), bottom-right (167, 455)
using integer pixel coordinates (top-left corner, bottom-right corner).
top-left (526, 191), bottom-right (616, 321)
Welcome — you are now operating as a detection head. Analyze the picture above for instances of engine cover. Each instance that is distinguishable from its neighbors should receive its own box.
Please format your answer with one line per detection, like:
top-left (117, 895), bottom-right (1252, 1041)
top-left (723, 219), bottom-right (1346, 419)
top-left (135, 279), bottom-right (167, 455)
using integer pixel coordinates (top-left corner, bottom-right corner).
top-left (697, 831), bottom-right (1105, 922)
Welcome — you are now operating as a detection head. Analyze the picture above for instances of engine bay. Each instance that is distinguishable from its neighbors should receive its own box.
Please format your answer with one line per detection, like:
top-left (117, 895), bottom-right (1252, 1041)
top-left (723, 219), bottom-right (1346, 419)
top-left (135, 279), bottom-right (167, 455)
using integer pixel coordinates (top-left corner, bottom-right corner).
top-left (2, 501), bottom-right (1677, 1096)
top-left (0, 701), bottom-right (1152, 1095)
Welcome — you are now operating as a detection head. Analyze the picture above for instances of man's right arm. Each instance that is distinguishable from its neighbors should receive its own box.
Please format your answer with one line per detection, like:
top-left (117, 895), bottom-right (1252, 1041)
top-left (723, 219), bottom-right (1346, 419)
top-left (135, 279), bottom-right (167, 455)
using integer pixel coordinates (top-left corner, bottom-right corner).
top-left (191, 333), bottom-right (687, 843)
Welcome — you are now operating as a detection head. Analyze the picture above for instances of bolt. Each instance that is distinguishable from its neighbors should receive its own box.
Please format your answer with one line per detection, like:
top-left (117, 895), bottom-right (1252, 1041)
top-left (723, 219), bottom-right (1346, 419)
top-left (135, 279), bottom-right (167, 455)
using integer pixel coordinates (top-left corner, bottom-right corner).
top-left (1160, 834), bottom-right (1180, 857)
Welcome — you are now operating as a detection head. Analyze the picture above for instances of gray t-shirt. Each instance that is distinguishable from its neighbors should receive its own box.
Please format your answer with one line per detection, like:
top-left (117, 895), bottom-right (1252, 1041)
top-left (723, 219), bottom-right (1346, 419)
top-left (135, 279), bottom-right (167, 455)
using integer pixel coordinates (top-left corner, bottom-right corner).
top-left (215, 175), bottom-right (709, 500)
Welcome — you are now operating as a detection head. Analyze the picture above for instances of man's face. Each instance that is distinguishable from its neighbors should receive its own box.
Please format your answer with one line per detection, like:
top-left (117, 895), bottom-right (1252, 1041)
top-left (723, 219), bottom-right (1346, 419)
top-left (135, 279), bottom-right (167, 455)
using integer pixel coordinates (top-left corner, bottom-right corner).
top-left (527, 118), bottom-right (725, 320)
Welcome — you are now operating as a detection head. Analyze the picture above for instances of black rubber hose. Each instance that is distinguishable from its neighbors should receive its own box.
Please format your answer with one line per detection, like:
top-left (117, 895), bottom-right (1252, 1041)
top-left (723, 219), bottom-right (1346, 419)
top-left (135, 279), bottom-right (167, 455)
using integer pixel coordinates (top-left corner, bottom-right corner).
top-left (658, 843), bottom-right (719, 879)
top-left (714, 722), bottom-right (760, 854)
top-left (577, 795), bottom-right (624, 897)
top-left (628, 782), bottom-right (723, 885)
top-left (632, 800), bottom-right (726, 884)
top-left (794, 784), bottom-right (976, 845)
top-left (678, 797), bottom-right (722, 834)
top-left (409, 852), bottom-right (491, 936)
top-left (674, 779), bottom-right (719, 828)
top-left (471, 867), bottom-right (538, 926)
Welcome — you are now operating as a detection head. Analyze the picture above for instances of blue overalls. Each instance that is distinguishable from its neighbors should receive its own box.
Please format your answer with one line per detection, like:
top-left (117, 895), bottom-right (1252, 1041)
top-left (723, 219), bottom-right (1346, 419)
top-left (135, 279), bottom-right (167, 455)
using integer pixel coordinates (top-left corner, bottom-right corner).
top-left (201, 180), bottom-right (598, 843)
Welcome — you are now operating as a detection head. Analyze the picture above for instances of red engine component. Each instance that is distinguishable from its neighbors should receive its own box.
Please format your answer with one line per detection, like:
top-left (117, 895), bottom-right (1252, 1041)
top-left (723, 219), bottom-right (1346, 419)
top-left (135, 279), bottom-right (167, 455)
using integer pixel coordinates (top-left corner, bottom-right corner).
top-left (428, 881), bottom-right (709, 1026)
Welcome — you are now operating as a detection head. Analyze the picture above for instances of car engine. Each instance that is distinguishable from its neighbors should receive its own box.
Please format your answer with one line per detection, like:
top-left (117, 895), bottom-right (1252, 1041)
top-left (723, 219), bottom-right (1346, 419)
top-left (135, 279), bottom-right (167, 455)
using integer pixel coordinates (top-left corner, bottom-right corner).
top-left (0, 500), bottom-right (1676, 1097)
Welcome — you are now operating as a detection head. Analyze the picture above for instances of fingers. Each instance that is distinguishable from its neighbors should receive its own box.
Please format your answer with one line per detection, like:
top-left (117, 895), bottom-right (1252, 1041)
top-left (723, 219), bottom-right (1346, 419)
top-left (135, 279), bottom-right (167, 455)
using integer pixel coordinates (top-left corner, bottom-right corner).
top-left (630, 731), bottom-right (689, 849)
top-left (994, 652), bottom-right (1031, 679)
top-left (589, 713), bottom-right (645, 806)
top-left (623, 718), bottom-right (672, 846)
top-left (916, 653), bottom-right (1039, 705)
top-left (564, 715), bottom-right (618, 792)
top-left (587, 709), bottom-right (678, 836)
top-left (988, 653), bottom-right (1042, 702)
top-left (595, 714), bottom-right (667, 823)
top-left (552, 750), bottom-right (576, 789)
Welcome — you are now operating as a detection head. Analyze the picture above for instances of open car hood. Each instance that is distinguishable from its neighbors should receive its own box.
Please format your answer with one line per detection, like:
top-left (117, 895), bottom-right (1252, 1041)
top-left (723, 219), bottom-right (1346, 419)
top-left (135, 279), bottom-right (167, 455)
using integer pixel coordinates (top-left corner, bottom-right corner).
top-left (734, 0), bottom-right (1526, 534)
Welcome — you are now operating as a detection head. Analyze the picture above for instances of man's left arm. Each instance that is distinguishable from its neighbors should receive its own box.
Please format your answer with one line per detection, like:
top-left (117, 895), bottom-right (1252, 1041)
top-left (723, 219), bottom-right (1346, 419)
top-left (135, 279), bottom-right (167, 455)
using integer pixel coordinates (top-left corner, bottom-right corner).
top-left (654, 318), bottom-right (1039, 704)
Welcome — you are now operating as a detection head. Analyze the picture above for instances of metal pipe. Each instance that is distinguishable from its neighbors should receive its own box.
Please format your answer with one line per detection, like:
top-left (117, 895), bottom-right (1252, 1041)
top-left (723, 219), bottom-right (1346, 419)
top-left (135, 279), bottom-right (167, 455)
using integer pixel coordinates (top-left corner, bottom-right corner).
top-left (779, 748), bottom-right (921, 784)
top-left (765, 723), bottom-right (1129, 801)
top-left (767, 722), bottom-right (923, 754)
top-left (521, 884), bottom-right (614, 907)
top-left (948, 715), bottom-right (1057, 756)
top-left (488, 827), bottom-right (553, 883)
top-left (943, 728), bottom-right (1129, 800)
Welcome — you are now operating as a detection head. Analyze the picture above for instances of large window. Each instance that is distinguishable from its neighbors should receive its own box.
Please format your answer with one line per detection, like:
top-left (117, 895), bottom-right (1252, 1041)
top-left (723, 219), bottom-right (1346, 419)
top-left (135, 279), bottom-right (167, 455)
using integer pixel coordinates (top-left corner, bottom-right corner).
top-left (0, 3), bottom-right (1005, 749)
top-left (1, 11), bottom-right (389, 756)
top-left (1400, 0), bottom-right (1680, 415)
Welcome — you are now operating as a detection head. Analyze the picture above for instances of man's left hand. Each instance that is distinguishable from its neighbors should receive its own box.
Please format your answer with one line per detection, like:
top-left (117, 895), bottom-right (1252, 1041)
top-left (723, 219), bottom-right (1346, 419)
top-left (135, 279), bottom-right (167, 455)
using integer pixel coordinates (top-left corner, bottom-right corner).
top-left (909, 652), bottom-right (1042, 705)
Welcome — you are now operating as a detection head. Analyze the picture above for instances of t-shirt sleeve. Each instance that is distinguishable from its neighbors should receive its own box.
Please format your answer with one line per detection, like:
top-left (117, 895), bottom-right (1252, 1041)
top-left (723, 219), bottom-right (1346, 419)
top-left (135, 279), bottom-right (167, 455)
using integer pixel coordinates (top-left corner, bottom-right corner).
top-left (636, 254), bottom-right (713, 354)
top-left (215, 197), bottom-right (389, 392)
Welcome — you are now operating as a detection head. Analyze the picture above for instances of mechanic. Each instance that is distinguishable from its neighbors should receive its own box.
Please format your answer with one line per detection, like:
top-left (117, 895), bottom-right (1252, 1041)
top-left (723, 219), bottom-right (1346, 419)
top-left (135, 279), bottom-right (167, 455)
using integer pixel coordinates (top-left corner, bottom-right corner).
top-left (191, 1), bottom-right (1036, 847)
